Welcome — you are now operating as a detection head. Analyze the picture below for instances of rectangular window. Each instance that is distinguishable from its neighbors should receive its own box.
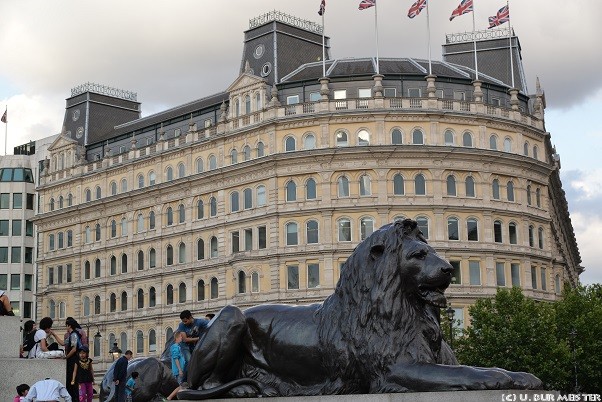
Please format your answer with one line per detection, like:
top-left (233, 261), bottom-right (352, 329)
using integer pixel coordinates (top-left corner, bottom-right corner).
top-left (24, 274), bottom-right (33, 291)
top-left (13, 193), bottom-right (23, 209)
top-left (48, 267), bottom-right (54, 285)
top-left (0, 220), bottom-right (8, 236)
top-left (383, 88), bottom-right (396, 97)
top-left (0, 193), bottom-right (9, 209)
top-left (174, 128), bottom-right (181, 137)
top-left (244, 229), bottom-right (253, 251)
top-left (0, 274), bottom-right (6, 289)
top-left (307, 263), bottom-right (320, 288)
top-left (511, 263), bottom-right (521, 287)
top-left (491, 97), bottom-right (501, 106)
top-left (453, 91), bottom-right (466, 101)
top-left (231, 231), bottom-right (240, 253)
top-left (309, 92), bottom-right (321, 102)
top-left (57, 265), bottom-right (63, 284)
top-left (258, 226), bottom-right (267, 249)
top-left (23, 302), bottom-right (33, 319)
top-left (358, 88), bottom-right (371, 98)
top-left (0, 247), bottom-right (8, 263)
top-left (435, 89), bottom-right (444, 98)
top-left (286, 95), bottom-right (300, 105)
top-left (496, 262), bottom-right (506, 286)
top-left (469, 261), bottom-right (481, 285)
top-left (24, 247), bottom-right (33, 263)
top-left (450, 261), bottom-right (461, 285)
top-left (408, 88), bottom-right (421, 97)
top-left (287, 265), bottom-right (299, 290)
top-left (10, 274), bottom-right (20, 290)
top-left (119, 145), bottom-right (126, 154)
top-left (541, 267), bottom-right (547, 291)
top-left (26, 194), bottom-right (34, 210)
top-left (66, 264), bottom-right (72, 283)
top-left (26, 221), bottom-right (33, 236)
top-left (204, 119), bottom-right (212, 128)
top-left (11, 247), bottom-right (21, 263)
top-left (333, 90), bottom-right (347, 100)
top-left (12, 220), bottom-right (22, 236)
top-left (531, 266), bottom-right (537, 289)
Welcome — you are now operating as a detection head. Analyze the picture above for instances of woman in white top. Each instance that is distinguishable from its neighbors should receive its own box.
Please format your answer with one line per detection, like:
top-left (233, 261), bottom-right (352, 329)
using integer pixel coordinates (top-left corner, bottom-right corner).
top-left (29, 316), bottom-right (65, 359)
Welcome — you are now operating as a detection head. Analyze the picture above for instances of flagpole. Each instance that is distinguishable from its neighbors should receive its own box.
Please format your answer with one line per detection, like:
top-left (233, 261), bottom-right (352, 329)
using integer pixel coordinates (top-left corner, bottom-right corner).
top-left (322, 12), bottom-right (326, 77)
top-left (472, 1), bottom-right (479, 80)
top-left (507, 0), bottom-right (515, 88)
top-left (374, 1), bottom-right (380, 74)
top-left (426, 0), bottom-right (432, 75)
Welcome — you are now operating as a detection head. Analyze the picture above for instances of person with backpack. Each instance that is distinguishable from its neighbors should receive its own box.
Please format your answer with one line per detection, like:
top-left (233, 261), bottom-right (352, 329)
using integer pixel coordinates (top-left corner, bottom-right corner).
top-left (21, 320), bottom-right (37, 358)
top-left (61, 317), bottom-right (86, 401)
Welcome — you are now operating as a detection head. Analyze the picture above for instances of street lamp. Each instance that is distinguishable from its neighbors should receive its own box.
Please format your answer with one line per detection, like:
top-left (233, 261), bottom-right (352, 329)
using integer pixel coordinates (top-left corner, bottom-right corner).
top-left (109, 342), bottom-right (122, 361)
top-left (445, 306), bottom-right (455, 350)
top-left (84, 323), bottom-right (102, 341)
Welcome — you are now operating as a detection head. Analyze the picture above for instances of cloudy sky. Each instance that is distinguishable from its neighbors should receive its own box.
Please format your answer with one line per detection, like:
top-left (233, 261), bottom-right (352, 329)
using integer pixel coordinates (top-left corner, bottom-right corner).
top-left (1, 0), bottom-right (600, 284)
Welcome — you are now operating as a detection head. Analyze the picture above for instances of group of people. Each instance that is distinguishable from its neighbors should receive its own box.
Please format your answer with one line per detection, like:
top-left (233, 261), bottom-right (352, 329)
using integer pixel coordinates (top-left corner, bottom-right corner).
top-left (17, 316), bottom-right (96, 402)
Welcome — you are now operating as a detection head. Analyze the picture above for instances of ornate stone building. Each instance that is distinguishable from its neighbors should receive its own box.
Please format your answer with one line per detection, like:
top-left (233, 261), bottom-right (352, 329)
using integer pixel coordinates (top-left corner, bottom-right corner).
top-left (33, 12), bottom-right (581, 369)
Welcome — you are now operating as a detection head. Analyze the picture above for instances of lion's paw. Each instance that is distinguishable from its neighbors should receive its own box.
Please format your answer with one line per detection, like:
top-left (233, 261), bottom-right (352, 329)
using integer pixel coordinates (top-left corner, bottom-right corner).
top-left (505, 371), bottom-right (543, 390)
top-left (228, 384), bottom-right (259, 398)
top-left (470, 369), bottom-right (514, 390)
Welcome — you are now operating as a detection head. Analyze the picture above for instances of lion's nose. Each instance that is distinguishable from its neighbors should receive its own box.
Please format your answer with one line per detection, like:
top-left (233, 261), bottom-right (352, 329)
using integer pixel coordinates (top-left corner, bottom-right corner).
top-left (440, 265), bottom-right (453, 275)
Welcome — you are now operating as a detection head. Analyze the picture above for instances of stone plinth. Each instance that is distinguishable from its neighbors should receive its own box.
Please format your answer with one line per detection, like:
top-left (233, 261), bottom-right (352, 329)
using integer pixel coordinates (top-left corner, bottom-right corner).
top-left (177, 391), bottom-right (559, 402)
top-left (0, 316), bottom-right (22, 358)
top-left (0, 357), bottom-right (67, 401)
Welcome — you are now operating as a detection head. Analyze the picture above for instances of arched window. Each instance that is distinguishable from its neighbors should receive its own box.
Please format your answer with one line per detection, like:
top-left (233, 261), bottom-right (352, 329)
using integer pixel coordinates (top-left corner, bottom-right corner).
top-left (149, 171), bottom-right (156, 186)
top-left (166, 285), bottom-right (174, 305)
top-left (256, 92), bottom-right (262, 110)
top-left (178, 243), bottom-right (186, 264)
top-left (120, 291), bottom-right (127, 311)
top-left (243, 188), bottom-right (253, 209)
top-left (121, 218), bottom-right (127, 236)
top-left (503, 138), bottom-right (512, 152)
top-left (465, 176), bottom-right (475, 197)
top-left (120, 332), bottom-right (128, 352)
top-left (67, 230), bottom-right (73, 247)
top-left (509, 222), bottom-right (518, 244)
top-left (95, 223), bottom-right (101, 241)
top-left (393, 174), bottom-right (405, 195)
top-left (196, 158), bottom-right (204, 173)
top-left (49, 300), bottom-right (56, 319)
top-left (59, 302), bottom-right (66, 319)
top-left (210, 197), bottom-right (217, 217)
top-left (110, 256), bottom-right (117, 275)
top-left (121, 254), bottom-right (128, 273)
top-left (306, 220), bottom-right (319, 244)
top-left (95, 186), bottom-right (101, 200)
top-left (177, 163), bottom-right (185, 178)
top-left (84, 261), bottom-right (91, 280)
top-left (338, 176), bottom-right (350, 197)
top-left (467, 218), bottom-right (478, 241)
top-left (149, 248), bottom-right (156, 268)
top-left (285, 136), bottom-right (296, 152)
top-left (149, 287), bottom-right (156, 307)
top-left (338, 218), bottom-right (351, 242)
top-left (528, 225), bottom-right (535, 247)
top-left (536, 188), bottom-right (541, 207)
top-left (58, 196), bottom-right (64, 209)
top-left (149, 211), bottom-right (156, 229)
top-left (256, 141), bottom-right (265, 157)
top-left (527, 185), bottom-right (532, 205)
top-left (210, 277), bottom-right (219, 299)
top-left (243, 145), bottom-right (251, 161)
top-left (94, 295), bottom-right (101, 315)
top-left (67, 194), bottom-right (73, 206)
top-left (110, 220), bottom-right (117, 238)
top-left (85, 189), bottom-right (91, 202)
top-left (415, 174), bottom-right (426, 195)
top-left (444, 130), bottom-right (454, 145)
top-left (447, 217), bottom-right (459, 240)
top-left (286, 222), bottom-right (298, 245)
top-left (412, 129), bottom-right (424, 144)
top-left (110, 293), bottom-right (116, 312)
top-left (210, 236), bottom-right (218, 258)
top-left (257, 185), bottom-right (266, 206)
top-left (166, 207), bottom-right (174, 226)
top-left (197, 200), bottom-right (204, 219)
top-left (391, 128), bottom-right (403, 145)
top-left (49, 198), bottom-right (55, 211)
top-left (358, 129), bottom-right (370, 146)
top-left (462, 132), bottom-right (473, 147)
top-left (166, 245), bottom-right (174, 266)
top-left (209, 155), bottom-right (217, 170)
top-left (492, 179), bottom-right (500, 200)
top-left (95, 259), bottom-right (101, 277)
top-left (178, 204), bottom-right (185, 223)
top-left (538, 227), bottom-right (544, 249)
top-left (494, 220), bottom-right (503, 243)
top-left (489, 135), bottom-right (498, 150)
top-left (120, 178), bottom-right (127, 193)
top-left (286, 181), bottom-right (297, 201)
top-left (507, 181), bottom-right (515, 202)
top-left (252, 272), bottom-right (260, 293)
top-left (166, 166), bottom-right (173, 181)
top-left (58, 232), bottom-right (64, 248)
top-left (523, 142), bottom-right (529, 156)
top-left (136, 330), bottom-right (144, 353)
top-left (230, 149), bottom-right (238, 164)
top-left (197, 238), bottom-right (205, 260)
top-left (137, 174), bottom-right (144, 189)
top-left (533, 145), bottom-right (539, 160)
top-left (197, 280), bottom-right (205, 301)
top-left (137, 289), bottom-right (144, 309)
top-left (137, 214), bottom-right (144, 233)
top-left (360, 217), bottom-right (375, 240)
top-left (235, 98), bottom-right (240, 117)
top-left (137, 250), bottom-right (144, 271)
top-left (179, 282), bottom-right (187, 303)
top-left (336, 131), bottom-right (348, 147)
top-left (238, 271), bottom-right (246, 294)
top-left (359, 175), bottom-right (371, 196)
top-left (83, 297), bottom-right (90, 317)
top-left (245, 95), bottom-right (251, 114)
top-left (304, 134), bottom-right (316, 150)
top-left (84, 227), bottom-right (91, 243)
top-left (149, 329), bottom-right (157, 353)
top-left (231, 191), bottom-right (240, 212)
top-left (306, 178), bottom-right (317, 200)
top-left (446, 175), bottom-right (457, 196)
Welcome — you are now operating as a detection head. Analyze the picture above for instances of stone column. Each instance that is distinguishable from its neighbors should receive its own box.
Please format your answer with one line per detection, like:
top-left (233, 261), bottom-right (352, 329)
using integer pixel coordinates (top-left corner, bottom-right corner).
top-left (319, 77), bottom-right (330, 112)
top-left (373, 74), bottom-right (384, 108)
top-left (425, 75), bottom-right (437, 98)
top-left (472, 80), bottom-right (483, 103)
top-left (509, 88), bottom-right (520, 110)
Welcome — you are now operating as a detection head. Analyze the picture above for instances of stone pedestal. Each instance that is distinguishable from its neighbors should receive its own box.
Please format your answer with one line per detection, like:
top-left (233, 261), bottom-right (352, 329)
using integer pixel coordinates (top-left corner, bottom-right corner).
top-left (0, 316), bottom-right (21, 358)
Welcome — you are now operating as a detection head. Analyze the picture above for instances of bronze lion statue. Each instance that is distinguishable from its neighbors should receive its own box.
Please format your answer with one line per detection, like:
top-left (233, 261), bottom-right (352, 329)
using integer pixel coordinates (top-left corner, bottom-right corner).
top-left (176, 219), bottom-right (542, 399)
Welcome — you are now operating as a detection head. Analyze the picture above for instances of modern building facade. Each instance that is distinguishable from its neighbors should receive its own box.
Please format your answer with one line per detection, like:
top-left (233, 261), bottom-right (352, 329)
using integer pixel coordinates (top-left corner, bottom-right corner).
top-left (32, 11), bottom-right (581, 368)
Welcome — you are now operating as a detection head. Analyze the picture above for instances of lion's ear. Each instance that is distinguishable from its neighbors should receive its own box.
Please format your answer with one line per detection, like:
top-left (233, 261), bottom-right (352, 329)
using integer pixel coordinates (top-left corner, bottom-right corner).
top-left (370, 244), bottom-right (385, 260)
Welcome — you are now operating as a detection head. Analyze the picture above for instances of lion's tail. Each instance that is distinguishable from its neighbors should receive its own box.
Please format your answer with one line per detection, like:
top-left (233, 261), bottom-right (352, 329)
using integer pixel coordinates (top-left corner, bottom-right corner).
top-left (176, 378), bottom-right (264, 400)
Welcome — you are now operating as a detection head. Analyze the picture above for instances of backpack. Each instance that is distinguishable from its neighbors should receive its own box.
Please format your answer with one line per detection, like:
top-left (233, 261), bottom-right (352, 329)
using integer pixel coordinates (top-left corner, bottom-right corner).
top-left (22, 331), bottom-right (38, 352)
top-left (74, 328), bottom-right (89, 350)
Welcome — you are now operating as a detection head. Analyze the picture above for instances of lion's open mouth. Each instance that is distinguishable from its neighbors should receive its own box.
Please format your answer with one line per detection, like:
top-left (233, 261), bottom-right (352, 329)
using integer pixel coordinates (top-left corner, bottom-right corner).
top-left (418, 286), bottom-right (448, 308)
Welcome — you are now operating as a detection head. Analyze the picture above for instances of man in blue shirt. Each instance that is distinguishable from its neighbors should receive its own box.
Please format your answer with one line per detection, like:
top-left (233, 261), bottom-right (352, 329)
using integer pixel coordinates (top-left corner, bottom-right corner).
top-left (177, 310), bottom-right (208, 380)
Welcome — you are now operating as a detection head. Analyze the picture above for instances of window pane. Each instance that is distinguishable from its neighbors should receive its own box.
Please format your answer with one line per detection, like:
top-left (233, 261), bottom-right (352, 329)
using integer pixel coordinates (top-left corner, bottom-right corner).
top-left (306, 221), bottom-right (319, 244)
top-left (258, 226), bottom-right (267, 249)
top-left (338, 219), bottom-right (351, 241)
top-left (467, 219), bottom-right (478, 241)
top-left (415, 175), bottom-right (426, 195)
top-left (308, 264), bottom-right (320, 288)
top-left (496, 262), bottom-right (506, 286)
top-left (494, 221), bottom-right (503, 243)
top-left (306, 179), bottom-right (317, 200)
top-left (469, 261), bottom-right (481, 285)
top-left (450, 261), bottom-right (461, 284)
top-left (287, 265), bottom-right (299, 289)
top-left (286, 223), bottom-right (298, 245)
top-left (511, 263), bottom-right (521, 287)
top-left (447, 218), bottom-right (459, 241)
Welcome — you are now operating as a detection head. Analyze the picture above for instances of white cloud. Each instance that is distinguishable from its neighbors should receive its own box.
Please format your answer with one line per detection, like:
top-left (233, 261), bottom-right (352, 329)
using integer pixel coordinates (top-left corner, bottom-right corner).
top-left (569, 169), bottom-right (602, 201)
top-left (571, 212), bottom-right (602, 285)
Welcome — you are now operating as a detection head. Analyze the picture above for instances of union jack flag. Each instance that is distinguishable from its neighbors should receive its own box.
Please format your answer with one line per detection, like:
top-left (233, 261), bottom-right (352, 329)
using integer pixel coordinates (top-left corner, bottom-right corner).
top-left (449, 0), bottom-right (473, 21)
top-left (407, 0), bottom-right (427, 19)
top-left (318, 0), bottom-right (326, 16)
top-left (0, 110), bottom-right (6, 124)
top-left (488, 5), bottom-right (509, 28)
top-left (358, 0), bottom-right (375, 10)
